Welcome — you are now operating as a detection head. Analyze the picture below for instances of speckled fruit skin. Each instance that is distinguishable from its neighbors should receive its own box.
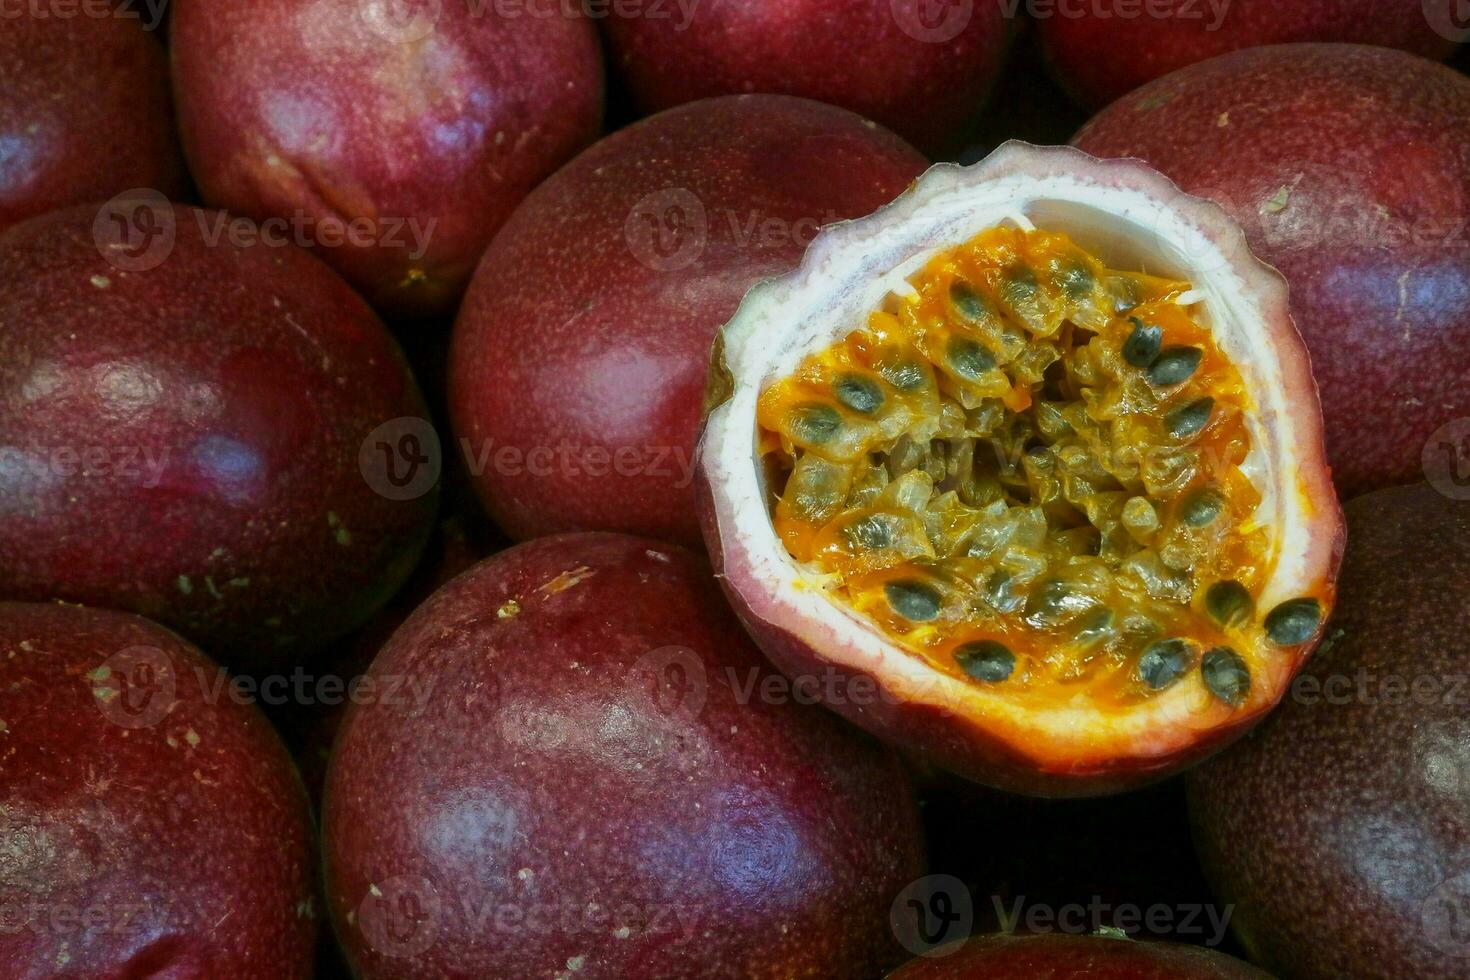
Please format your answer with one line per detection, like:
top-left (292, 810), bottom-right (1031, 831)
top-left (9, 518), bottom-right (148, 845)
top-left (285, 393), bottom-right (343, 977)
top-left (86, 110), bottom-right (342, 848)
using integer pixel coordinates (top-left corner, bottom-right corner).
top-left (323, 532), bottom-right (924, 979)
top-left (170, 0), bottom-right (604, 317)
top-left (448, 95), bottom-right (927, 547)
top-left (0, 203), bottom-right (437, 666)
top-left (1040, 0), bottom-right (1460, 109)
top-left (0, 602), bottom-right (316, 979)
top-left (1073, 44), bottom-right (1470, 498)
top-left (886, 934), bottom-right (1272, 979)
top-left (1188, 484), bottom-right (1470, 979)
top-left (601, 0), bottom-right (1013, 156)
top-left (0, 16), bottom-right (185, 235)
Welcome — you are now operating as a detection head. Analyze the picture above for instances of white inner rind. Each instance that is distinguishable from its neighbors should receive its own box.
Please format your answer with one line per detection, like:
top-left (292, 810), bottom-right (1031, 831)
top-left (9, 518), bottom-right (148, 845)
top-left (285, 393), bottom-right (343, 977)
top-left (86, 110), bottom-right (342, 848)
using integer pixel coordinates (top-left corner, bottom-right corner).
top-left (701, 143), bottom-right (1333, 765)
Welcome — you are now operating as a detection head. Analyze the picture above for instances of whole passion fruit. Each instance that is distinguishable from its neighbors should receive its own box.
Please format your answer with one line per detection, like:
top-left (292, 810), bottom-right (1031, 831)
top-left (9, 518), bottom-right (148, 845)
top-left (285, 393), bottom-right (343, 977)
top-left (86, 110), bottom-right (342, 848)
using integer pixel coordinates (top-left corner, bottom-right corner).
top-left (0, 15), bottom-right (186, 235)
top-left (887, 933), bottom-right (1271, 979)
top-left (0, 202), bottom-right (437, 666)
top-left (1073, 43), bottom-right (1470, 498)
top-left (601, 0), bottom-right (1013, 156)
top-left (1040, 0), bottom-right (1462, 109)
top-left (698, 142), bottom-right (1344, 796)
top-left (1187, 483), bottom-right (1470, 979)
top-left (171, 0), bottom-right (604, 316)
top-left (0, 602), bottom-right (316, 978)
top-left (449, 95), bottom-right (927, 547)
top-left (323, 532), bottom-right (923, 979)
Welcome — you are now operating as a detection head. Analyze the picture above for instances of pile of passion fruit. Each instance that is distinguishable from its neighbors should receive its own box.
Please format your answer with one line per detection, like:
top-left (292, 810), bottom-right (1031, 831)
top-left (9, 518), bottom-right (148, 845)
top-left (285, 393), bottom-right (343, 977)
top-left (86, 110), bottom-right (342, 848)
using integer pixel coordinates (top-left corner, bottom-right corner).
top-left (0, 5), bottom-right (1466, 980)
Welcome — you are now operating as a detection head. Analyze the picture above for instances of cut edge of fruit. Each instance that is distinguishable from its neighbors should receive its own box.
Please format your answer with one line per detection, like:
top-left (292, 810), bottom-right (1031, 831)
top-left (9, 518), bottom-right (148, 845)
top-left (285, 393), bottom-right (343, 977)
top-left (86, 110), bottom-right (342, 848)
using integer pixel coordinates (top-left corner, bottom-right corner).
top-left (699, 142), bottom-right (1344, 772)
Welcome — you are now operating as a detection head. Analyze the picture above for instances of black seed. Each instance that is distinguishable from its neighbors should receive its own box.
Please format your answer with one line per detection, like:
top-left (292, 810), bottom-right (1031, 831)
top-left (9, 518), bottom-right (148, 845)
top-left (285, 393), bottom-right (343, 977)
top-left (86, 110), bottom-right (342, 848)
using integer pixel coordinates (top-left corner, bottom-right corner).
top-left (1147, 346), bottom-right (1203, 386)
top-left (1167, 397), bottom-right (1214, 438)
top-left (885, 580), bottom-right (942, 622)
top-left (1002, 265), bottom-right (1038, 305)
top-left (1205, 580), bottom-right (1254, 627)
top-left (1201, 647), bottom-right (1251, 706)
top-left (1181, 488), bottom-right (1224, 527)
top-left (948, 337), bottom-right (997, 380)
top-left (1265, 598), bottom-right (1322, 645)
top-left (956, 640), bottom-right (1015, 683)
top-left (1138, 638), bottom-right (1192, 691)
top-left (790, 404), bottom-right (842, 445)
top-left (1122, 317), bottom-right (1163, 368)
top-left (834, 375), bottom-right (884, 415)
top-left (1055, 261), bottom-right (1095, 299)
top-left (880, 359), bottom-right (926, 391)
top-left (950, 282), bottom-right (990, 323)
top-left (845, 514), bottom-right (894, 550)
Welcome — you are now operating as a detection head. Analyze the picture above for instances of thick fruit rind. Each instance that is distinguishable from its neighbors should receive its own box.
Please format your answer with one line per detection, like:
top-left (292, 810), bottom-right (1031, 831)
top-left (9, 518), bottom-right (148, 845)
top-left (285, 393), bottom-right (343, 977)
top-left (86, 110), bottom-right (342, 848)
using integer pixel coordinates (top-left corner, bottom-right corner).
top-left (698, 142), bottom-right (1344, 796)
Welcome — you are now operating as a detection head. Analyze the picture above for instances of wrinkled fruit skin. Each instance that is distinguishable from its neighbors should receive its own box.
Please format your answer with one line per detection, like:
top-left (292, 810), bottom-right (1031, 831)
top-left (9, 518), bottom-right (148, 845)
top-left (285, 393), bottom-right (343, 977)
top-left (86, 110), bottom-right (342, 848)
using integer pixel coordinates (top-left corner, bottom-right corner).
top-left (601, 0), bottom-right (1012, 156)
top-left (449, 95), bottom-right (927, 547)
top-left (1188, 484), bottom-right (1470, 980)
top-left (0, 602), bottom-right (316, 979)
top-left (323, 532), bottom-right (924, 979)
top-left (1041, 0), bottom-right (1460, 109)
top-left (171, 0), bottom-right (604, 317)
top-left (0, 16), bottom-right (186, 235)
top-left (0, 203), bottom-right (437, 666)
top-left (1074, 44), bottom-right (1470, 498)
top-left (887, 934), bottom-right (1272, 979)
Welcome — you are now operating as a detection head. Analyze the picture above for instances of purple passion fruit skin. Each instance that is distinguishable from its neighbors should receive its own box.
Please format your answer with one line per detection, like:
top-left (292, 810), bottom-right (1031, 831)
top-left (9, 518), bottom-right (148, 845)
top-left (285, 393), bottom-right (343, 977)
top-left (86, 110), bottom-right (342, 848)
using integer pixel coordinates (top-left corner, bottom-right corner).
top-left (0, 601), bottom-right (316, 979)
top-left (886, 933), bottom-right (1274, 979)
top-left (323, 532), bottom-right (925, 979)
top-left (0, 202), bottom-right (438, 667)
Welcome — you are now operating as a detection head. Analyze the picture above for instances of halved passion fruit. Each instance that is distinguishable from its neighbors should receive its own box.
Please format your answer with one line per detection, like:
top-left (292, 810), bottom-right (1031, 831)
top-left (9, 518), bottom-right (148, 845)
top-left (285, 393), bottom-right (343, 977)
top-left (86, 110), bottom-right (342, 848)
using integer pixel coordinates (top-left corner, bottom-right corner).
top-left (698, 143), bottom-right (1345, 796)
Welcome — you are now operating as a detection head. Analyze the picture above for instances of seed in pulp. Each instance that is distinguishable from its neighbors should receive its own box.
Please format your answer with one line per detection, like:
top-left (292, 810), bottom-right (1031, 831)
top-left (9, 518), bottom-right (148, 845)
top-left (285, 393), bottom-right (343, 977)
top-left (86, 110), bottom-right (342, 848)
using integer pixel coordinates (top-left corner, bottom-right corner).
top-left (950, 282), bottom-right (990, 323)
top-left (955, 640), bottom-right (1015, 682)
top-left (1148, 346), bottom-right (1203, 386)
top-left (1138, 638), bottom-right (1192, 690)
top-left (1201, 647), bottom-right (1251, 706)
top-left (1180, 488), bottom-right (1224, 527)
top-left (948, 337), bottom-right (997, 380)
top-left (835, 375), bottom-right (884, 415)
top-left (791, 404), bottom-right (842, 445)
top-left (1167, 397), bottom-right (1214, 438)
top-left (1265, 598), bottom-right (1322, 645)
top-left (1205, 580), bottom-right (1254, 627)
top-left (885, 579), bottom-right (942, 622)
top-left (1122, 317), bottom-right (1163, 367)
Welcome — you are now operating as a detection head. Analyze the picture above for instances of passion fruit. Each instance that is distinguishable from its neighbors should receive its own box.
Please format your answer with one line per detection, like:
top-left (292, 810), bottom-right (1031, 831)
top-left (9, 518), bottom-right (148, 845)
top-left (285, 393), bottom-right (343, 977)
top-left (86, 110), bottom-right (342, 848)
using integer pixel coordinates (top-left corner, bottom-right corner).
top-left (698, 142), bottom-right (1344, 795)
top-left (449, 95), bottom-right (927, 547)
top-left (0, 602), bottom-right (316, 978)
top-left (1187, 483), bottom-right (1470, 979)
top-left (0, 202), bottom-right (437, 666)
top-left (887, 933), bottom-right (1271, 979)
top-left (601, 0), bottom-right (1013, 155)
top-left (0, 15), bottom-right (185, 234)
top-left (170, 0), bottom-right (604, 316)
top-left (1040, 0), bottom-right (1462, 109)
top-left (323, 532), bottom-right (923, 979)
top-left (1073, 43), bottom-right (1470, 498)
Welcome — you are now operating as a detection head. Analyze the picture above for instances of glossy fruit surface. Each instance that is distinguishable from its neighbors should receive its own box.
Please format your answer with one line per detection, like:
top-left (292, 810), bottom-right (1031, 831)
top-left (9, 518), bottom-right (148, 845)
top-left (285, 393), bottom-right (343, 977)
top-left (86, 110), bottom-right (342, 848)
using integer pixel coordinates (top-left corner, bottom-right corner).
top-left (602, 0), bottom-right (1013, 155)
top-left (0, 202), bottom-right (437, 666)
top-left (1074, 43), bottom-right (1470, 497)
top-left (0, 15), bottom-right (185, 234)
top-left (449, 95), bottom-right (927, 547)
top-left (699, 142), bottom-right (1343, 795)
top-left (323, 532), bottom-right (923, 979)
top-left (1041, 0), bottom-right (1461, 108)
top-left (887, 933), bottom-right (1271, 978)
top-left (171, 0), bottom-right (604, 316)
top-left (0, 601), bottom-right (316, 978)
top-left (1188, 483), bottom-right (1470, 979)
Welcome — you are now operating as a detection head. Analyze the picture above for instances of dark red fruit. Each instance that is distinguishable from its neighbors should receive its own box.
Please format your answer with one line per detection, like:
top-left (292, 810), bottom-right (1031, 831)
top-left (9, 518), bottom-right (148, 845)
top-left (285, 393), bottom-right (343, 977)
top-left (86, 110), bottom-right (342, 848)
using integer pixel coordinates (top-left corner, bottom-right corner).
top-left (449, 95), bottom-right (927, 547)
top-left (1041, 0), bottom-right (1461, 109)
top-left (171, 0), bottom-right (604, 316)
top-left (601, 0), bottom-right (1013, 155)
top-left (887, 933), bottom-right (1271, 978)
top-left (0, 602), bottom-right (316, 978)
top-left (0, 202), bottom-right (437, 666)
top-left (0, 15), bottom-right (185, 235)
top-left (1188, 483), bottom-right (1470, 979)
top-left (1074, 43), bottom-right (1470, 498)
top-left (323, 532), bottom-right (924, 979)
